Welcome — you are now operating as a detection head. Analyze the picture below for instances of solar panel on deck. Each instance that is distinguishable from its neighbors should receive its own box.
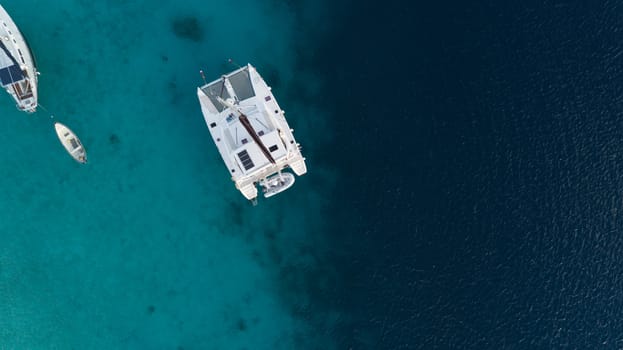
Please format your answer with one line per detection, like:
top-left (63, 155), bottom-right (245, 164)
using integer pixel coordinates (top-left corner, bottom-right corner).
top-left (0, 41), bottom-right (24, 85)
top-left (0, 65), bottom-right (23, 85)
top-left (237, 150), bottom-right (254, 170)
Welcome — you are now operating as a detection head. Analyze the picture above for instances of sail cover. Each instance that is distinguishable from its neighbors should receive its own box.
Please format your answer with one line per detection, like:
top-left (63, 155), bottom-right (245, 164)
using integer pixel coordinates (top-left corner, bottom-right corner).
top-left (0, 41), bottom-right (23, 86)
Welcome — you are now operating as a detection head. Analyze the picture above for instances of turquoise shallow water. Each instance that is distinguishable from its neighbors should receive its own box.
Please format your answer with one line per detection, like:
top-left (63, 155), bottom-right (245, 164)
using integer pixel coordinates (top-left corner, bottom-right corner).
top-left (0, 1), bottom-right (337, 349)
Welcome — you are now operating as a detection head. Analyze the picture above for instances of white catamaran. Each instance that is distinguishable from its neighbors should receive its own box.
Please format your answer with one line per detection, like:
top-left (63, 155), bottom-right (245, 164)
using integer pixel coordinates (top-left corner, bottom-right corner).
top-left (197, 64), bottom-right (307, 203)
top-left (0, 5), bottom-right (38, 113)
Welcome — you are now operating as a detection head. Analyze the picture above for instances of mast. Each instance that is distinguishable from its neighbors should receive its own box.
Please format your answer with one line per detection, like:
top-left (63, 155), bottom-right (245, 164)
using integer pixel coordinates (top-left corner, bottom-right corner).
top-left (239, 112), bottom-right (276, 164)
top-left (216, 95), bottom-right (276, 164)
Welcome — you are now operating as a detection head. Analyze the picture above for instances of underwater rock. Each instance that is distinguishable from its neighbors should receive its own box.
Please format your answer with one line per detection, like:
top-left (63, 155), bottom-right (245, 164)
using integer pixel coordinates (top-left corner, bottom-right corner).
top-left (171, 16), bottom-right (203, 42)
top-left (236, 318), bottom-right (247, 331)
top-left (109, 134), bottom-right (120, 144)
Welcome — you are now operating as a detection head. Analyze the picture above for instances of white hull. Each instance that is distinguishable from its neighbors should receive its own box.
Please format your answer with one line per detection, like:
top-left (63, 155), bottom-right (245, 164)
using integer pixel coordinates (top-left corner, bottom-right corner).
top-left (54, 122), bottom-right (87, 164)
top-left (0, 5), bottom-right (37, 113)
top-left (197, 64), bottom-right (307, 202)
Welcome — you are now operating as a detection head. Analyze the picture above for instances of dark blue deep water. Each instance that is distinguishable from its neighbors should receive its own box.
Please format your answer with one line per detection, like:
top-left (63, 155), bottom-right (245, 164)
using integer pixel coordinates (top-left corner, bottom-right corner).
top-left (316, 1), bottom-right (623, 349)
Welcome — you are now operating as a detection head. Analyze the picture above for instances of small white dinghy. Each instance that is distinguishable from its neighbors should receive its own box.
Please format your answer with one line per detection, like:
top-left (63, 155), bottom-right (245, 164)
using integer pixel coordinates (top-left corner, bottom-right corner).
top-left (259, 172), bottom-right (295, 198)
top-left (54, 122), bottom-right (87, 164)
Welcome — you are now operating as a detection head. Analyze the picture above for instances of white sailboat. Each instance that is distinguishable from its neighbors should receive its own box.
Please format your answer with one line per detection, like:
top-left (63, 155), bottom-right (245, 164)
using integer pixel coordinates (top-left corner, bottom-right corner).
top-left (197, 64), bottom-right (307, 203)
top-left (54, 122), bottom-right (87, 164)
top-left (0, 5), bottom-right (38, 113)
